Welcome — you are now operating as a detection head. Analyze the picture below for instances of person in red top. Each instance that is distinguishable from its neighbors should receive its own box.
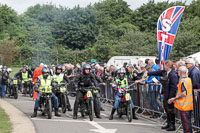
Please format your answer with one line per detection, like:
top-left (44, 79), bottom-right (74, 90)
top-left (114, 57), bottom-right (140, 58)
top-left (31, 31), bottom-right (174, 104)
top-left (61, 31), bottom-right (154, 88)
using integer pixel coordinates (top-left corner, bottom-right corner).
top-left (32, 63), bottom-right (44, 100)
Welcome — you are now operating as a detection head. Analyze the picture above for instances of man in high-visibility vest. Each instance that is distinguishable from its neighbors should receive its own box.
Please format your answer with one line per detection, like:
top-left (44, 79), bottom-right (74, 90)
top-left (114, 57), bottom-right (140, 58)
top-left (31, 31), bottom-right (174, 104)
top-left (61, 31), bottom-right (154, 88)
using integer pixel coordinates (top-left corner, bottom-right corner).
top-left (168, 66), bottom-right (193, 133)
top-left (31, 67), bottom-right (61, 117)
top-left (109, 67), bottom-right (138, 120)
top-left (14, 65), bottom-right (32, 94)
top-left (53, 65), bottom-right (72, 111)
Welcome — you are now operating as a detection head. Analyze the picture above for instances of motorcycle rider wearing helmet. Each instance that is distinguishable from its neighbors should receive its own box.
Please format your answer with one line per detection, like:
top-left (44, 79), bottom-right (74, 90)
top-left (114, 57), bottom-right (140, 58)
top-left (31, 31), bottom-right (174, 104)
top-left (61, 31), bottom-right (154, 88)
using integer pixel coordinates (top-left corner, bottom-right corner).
top-left (73, 64), bottom-right (101, 119)
top-left (14, 65), bottom-right (32, 94)
top-left (53, 65), bottom-right (72, 111)
top-left (31, 67), bottom-right (61, 117)
top-left (109, 67), bottom-right (138, 120)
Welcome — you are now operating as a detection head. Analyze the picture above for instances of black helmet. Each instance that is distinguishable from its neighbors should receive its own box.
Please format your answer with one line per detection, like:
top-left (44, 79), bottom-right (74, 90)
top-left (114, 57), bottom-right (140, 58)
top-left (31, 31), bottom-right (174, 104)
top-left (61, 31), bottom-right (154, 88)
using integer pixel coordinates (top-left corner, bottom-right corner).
top-left (42, 67), bottom-right (50, 75)
top-left (83, 64), bottom-right (91, 70)
top-left (31, 66), bottom-right (36, 71)
top-left (55, 65), bottom-right (62, 72)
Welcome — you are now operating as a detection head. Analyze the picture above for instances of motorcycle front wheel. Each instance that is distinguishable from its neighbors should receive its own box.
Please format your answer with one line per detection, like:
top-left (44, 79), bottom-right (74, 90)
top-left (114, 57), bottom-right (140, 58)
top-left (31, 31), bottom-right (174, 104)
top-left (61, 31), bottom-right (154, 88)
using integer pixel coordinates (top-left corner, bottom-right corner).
top-left (88, 100), bottom-right (94, 121)
top-left (14, 87), bottom-right (18, 99)
top-left (61, 94), bottom-right (67, 113)
top-left (127, 103), bottom-right (132, 122)
top-left (47, 99), bottom-right (52, 119)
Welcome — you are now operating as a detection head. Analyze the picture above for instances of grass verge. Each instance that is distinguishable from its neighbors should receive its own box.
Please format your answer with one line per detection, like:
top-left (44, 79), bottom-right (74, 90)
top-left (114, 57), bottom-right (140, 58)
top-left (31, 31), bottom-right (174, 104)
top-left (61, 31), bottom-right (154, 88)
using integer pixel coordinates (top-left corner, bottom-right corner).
top-left (0, 106), bottom-right (12, 133)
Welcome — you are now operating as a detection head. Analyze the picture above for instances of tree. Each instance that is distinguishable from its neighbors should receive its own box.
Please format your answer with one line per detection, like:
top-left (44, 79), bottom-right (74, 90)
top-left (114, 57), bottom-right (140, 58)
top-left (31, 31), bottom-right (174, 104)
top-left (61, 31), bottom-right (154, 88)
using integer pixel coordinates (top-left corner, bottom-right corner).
top-left (52, 6), bottom-right (97, 49)
top-left (114, 30), bottom-right (157, 56)
top-left (170, 30), bottom-right (200, 61)
top-left (0, 38), bottom-right (18, 66)
top-left (0, 4), bottom-right (19, 40)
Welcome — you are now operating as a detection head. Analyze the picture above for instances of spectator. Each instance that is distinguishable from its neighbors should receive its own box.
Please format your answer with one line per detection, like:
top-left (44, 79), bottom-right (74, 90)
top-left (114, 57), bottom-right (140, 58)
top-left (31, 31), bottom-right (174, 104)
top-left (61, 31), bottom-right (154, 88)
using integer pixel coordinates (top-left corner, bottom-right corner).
top-left (195, 60), bottom-right (200, 70)
top-left (139, 64), bottom-right (160, 117)
top-left (145, 59), bottom-right (150, 65)
top-left (168, 66), bottom-right (193, 133)
top-left (185, 58), bottom-right (200, 90)
top-left (148, 60), bottom-right (178, 131)
top-left (185, 58), bottom-right (200, 127)
top-left (148, 59), bottom-right (159, 71)
top-left (127, 64), bottom-right (138, 83)
top-left (176, 61), bottom-right (186, 71)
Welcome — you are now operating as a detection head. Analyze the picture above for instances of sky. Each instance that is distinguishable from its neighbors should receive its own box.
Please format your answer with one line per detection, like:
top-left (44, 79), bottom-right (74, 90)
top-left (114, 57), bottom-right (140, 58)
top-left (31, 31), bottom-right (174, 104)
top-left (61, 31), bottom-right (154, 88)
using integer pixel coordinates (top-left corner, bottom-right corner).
top-left (0, 0), bottom-right (193, 14)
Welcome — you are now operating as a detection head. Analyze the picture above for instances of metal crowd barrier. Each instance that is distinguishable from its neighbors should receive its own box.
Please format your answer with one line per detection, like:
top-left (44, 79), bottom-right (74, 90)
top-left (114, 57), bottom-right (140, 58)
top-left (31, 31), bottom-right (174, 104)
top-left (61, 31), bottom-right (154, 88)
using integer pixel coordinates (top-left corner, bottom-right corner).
top-left (99, 80), bottom-right (200, 132)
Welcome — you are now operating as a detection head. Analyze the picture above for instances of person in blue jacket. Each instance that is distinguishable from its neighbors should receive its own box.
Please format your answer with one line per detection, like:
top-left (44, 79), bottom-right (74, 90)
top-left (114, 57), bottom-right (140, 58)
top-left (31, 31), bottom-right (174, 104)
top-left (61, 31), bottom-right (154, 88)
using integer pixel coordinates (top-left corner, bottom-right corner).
top-left (139, 64), bottom-right (160, 116)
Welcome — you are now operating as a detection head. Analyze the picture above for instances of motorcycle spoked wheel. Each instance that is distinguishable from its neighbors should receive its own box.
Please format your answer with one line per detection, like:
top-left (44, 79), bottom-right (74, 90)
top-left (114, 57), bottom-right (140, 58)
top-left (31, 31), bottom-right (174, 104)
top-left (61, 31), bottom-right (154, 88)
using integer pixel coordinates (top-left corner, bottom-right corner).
top-left (14, 87), bottom-right (18, 99)
top-left (24, 84), bottom-right (27, 96)
top-left (29, 85), bottom-right (33, 98)
top-left (127, 103), bottom-right (132, 122)
top-left (118, 109), bottom-right (123, 118)
top-left (61, 94), bottom-right (67, 113)
top-left (46, 99), bottom-right (52, 119)
top-left (88, 100), bottom-right (94, 121)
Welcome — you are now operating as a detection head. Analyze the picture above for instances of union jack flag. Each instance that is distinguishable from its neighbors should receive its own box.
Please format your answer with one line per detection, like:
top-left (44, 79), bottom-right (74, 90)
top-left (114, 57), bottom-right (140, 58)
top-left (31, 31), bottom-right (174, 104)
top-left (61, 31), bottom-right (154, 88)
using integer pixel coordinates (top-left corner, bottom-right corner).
top-left (157, 6), bottom-right (185, 69)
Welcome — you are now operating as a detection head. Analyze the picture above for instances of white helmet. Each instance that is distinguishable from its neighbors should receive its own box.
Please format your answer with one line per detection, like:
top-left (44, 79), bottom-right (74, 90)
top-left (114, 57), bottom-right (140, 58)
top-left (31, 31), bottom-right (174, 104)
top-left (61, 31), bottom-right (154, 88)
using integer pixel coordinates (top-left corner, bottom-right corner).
top-left (7, 68), bottom-right (12, 73)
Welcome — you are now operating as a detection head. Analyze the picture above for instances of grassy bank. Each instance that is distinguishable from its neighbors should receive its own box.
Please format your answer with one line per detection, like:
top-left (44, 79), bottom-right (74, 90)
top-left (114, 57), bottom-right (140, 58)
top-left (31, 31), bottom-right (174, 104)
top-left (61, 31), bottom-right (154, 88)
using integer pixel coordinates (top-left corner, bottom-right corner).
top-left (0, 107), bottom-right (12, 133)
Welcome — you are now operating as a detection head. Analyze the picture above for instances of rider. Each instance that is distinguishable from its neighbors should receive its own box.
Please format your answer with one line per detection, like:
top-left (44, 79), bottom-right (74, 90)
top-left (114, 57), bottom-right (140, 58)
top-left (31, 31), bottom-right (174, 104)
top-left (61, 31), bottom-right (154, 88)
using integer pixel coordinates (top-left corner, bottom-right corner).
top-left (53, 65), bottom-right (72, 111)
top-left (73, 64), bottom-right (101, 119)
top-left (109, 67), bottom-right (138, 120)
top-left (31, 67), bottom-right (61, 117)
top-left (14, 65), bottom-right (32, 93)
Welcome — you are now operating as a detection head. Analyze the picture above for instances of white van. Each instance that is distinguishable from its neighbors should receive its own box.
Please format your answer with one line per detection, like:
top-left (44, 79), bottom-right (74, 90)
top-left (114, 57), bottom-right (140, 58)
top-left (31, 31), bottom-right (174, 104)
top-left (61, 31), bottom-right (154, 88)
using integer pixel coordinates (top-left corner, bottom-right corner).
top-left (107, 56), bottom-right (157, 67)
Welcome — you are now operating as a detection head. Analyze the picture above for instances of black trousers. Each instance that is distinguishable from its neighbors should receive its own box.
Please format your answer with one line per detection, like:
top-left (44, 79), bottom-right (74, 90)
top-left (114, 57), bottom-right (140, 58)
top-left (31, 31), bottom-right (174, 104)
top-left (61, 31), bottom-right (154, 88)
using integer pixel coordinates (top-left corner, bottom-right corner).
top-left (163, 100), bottom-right (175, 125)
top-left (73, 91), bottom-right (100, 116)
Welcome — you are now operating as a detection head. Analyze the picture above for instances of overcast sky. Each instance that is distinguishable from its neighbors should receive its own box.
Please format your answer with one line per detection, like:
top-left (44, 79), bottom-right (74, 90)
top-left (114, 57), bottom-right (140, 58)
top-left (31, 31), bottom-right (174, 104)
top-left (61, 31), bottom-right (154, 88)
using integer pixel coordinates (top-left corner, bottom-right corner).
top-left (0, 0), bottom-right (192, 14)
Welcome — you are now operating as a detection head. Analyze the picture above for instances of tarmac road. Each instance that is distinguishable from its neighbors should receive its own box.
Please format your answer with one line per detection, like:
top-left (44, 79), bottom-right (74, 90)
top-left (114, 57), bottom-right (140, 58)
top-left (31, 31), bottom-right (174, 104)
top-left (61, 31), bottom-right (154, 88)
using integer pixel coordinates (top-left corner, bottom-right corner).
top-left (6, 94), bottom-right (169, 133)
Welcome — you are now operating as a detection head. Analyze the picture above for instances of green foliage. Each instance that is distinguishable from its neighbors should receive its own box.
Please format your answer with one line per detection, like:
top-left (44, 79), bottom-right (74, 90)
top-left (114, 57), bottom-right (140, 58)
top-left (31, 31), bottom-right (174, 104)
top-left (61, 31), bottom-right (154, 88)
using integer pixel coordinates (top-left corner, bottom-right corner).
top-left (114, 30), bottom-right (157, 56)
top-left (131, 0), bottom-right (185, 32)
top-left (52, 6), bottom-right (97, 49)
top-left (170, 30), bottom-right (200, 61)
top-left (0, 4), bottom-right (19, 40)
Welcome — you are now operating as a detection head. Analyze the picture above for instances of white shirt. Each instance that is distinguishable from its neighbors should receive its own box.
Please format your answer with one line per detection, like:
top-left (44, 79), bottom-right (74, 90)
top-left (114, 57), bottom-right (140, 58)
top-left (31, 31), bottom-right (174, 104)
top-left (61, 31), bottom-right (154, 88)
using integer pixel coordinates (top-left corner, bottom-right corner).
top-left (167, 69), bottom-right (171, 77)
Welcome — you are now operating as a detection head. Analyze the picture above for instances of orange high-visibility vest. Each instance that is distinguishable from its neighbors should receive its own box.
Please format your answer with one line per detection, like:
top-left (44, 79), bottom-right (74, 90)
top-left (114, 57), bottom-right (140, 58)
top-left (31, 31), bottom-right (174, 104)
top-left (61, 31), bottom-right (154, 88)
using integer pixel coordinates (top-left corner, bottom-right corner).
top-left (174, 77), bottom-right (193, 111)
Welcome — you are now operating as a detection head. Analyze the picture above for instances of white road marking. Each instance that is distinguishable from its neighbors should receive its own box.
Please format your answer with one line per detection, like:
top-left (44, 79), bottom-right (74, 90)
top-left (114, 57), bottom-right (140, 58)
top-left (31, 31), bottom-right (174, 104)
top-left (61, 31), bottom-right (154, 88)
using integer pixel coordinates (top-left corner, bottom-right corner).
top-left (100, 113), bottom-right (108, 117)
top-left (87, 120), bottom-right (117, 133)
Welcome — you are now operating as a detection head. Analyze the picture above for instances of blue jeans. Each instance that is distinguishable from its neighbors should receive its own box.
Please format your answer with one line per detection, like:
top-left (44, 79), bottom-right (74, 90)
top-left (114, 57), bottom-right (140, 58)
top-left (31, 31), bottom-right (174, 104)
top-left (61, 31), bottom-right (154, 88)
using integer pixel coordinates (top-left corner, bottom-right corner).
top-left (0, 84), bottom-right (6, 98)
top-left (113, 95), bottom-right (134, 109)
top-left (34, 92), bottom-right (59, 109)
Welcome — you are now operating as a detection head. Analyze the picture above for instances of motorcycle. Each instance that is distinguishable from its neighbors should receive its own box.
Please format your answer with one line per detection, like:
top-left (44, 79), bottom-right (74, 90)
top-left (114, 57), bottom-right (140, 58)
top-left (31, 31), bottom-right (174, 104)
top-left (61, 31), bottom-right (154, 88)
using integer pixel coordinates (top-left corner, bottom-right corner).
top-left (80, 87), bottom-right (95, 121)
top-left (113, 85), bottom-right (133, 122)
top-left (8, 78), bottom-right (19, 99)
top-left (54, 83), bottom-right (70, 113)
top-left (38, 87), bottom-right (52, 119)
top-left (22, 78), bottom-right (33, 97)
